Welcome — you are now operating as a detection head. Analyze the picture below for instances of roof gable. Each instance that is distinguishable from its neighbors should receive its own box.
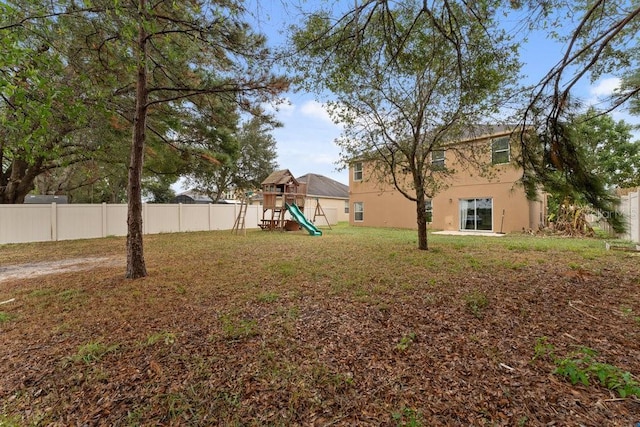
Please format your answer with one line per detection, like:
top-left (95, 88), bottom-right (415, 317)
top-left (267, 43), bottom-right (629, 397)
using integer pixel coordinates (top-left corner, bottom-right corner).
top-left (454, 124), bottom-right (518, 144)
top-left (297, 173), bottom-right (349, 199)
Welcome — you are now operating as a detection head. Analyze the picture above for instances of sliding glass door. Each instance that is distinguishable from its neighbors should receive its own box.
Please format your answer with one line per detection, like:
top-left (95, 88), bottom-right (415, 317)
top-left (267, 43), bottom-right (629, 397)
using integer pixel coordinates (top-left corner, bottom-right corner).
top-left (459, 198), bottom-right (493, 231)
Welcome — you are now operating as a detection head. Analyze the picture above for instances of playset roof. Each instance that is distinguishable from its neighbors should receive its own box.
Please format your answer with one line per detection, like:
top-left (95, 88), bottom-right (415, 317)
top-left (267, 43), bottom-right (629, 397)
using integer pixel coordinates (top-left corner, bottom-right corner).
top-left (261, 169), bottom-right (299, 186)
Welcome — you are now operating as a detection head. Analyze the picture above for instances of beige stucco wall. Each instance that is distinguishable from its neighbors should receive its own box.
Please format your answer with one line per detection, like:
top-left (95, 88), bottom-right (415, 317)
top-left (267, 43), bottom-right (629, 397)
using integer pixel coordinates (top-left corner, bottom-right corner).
top-left (349, 133), bottom-right (546, 233)
top-left (304, 196), bottom-right (349, 223)
top-left (432, 180), bottom-right (543, 232)
top-left (250, 196), bottom-right (348, 224)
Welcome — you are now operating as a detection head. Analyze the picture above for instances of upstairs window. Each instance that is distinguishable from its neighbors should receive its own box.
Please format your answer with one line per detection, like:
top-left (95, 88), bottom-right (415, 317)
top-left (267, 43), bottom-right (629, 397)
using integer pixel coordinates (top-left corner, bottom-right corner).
top-left (491, 137), bottom-right (510, 164)
top-left (431, 150), bottom-right (445, 170)
top-left (353, 162), bottom-right (363, 181)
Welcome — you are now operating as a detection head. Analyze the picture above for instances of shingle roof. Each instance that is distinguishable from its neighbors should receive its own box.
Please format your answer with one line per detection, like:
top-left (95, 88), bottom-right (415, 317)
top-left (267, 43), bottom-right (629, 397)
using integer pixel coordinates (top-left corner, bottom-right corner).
top-left (175, 190), bottom-right (212, 203)
top-left (296, 173), bottom-right (349, 199)
top-left (261, 169), bottom-right (299, 186)
top-left (348, 124), bottom-right (521, 162)
top-left (456, 124), bottom-right (518, 142)
top-left (24, 195), bottom-right (68, 204)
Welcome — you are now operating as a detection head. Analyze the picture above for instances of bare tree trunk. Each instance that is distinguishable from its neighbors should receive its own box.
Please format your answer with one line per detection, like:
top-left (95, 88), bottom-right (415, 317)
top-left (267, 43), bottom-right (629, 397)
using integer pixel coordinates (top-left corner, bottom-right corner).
top-left (126, 2), bottom-right (148, 279)
top-left (414, 183), bottom-right (429, 250)
top-left (1, 159), bottom-right (40, 204)
top-left (2, 160), bottom-right (29, 204)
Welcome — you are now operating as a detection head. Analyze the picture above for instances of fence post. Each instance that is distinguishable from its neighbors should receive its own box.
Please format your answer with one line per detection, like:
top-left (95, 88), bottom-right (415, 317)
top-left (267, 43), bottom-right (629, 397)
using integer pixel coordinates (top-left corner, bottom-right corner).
top-left (102, 203), bottom-right (107, 237)
top-left (143, 203), bottom-right (147, 235)
top-left (208, 203), bottom-right (212, 230)
top-left (178, 203), bottom-right (183, 232)
top-left (629, 191), bottom-right (640, 243)
top-left (620, 193), bottom-right (635, 240)
top-left (51, 202), bottom-right (57, 241)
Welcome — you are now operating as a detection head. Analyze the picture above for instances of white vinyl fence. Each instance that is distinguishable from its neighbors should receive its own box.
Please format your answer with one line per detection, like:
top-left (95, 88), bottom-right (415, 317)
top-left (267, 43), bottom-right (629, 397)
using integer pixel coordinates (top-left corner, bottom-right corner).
top-left (0, 203), bottom-right (338, 245)
top-left (619, 190), bottom-right (640, 243)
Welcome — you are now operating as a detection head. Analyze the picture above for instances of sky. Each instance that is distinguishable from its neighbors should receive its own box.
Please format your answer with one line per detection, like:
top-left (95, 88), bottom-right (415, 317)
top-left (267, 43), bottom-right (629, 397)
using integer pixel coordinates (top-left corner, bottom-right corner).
top-left (268, 95), bottom-right (346, 183)
top-left (179, 2), bottom-right (639, 191)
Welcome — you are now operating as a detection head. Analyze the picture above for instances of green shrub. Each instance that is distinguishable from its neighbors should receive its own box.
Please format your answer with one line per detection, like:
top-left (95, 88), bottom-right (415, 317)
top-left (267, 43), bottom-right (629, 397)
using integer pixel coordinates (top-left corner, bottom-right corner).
top-left (392, 407), bottom-right (423, 426)
top-left (396, 332), bottom-right (416, 351)
top-left (219, 314), bottom-right (259, 340)
top-left (464, 290), bottom-right (489, 318)
top-left (0, 312), bottom-right (14, 324)
top-left (534, 339), bottom-right (640, 398)
top-left (70, 341), bottom-right (119, 364)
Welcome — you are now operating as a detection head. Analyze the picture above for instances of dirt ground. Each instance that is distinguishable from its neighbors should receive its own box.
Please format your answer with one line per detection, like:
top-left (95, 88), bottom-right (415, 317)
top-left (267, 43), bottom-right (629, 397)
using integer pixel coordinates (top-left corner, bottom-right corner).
top-left (0, 257), bottom-right (123, 284)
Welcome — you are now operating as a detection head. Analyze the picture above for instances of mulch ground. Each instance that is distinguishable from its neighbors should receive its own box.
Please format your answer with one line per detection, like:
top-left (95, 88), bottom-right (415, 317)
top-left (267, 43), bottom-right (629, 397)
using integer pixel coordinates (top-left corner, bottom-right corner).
top-left (1, 235), bottom-right (640, 426)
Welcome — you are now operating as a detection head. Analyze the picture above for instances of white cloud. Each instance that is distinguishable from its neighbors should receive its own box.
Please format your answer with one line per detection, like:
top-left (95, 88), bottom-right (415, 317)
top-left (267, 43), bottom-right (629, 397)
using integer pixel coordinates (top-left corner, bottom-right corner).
top-left (300, 100), bottom-right (334, 124)
top-left (263, 97), bottom-right (295, 117)
top-left (590, 77), bottom-right (621, 97)
top-left (269, 95), bottom-right (348, 183)
top-left (583, 77), bottom-right (639, 133)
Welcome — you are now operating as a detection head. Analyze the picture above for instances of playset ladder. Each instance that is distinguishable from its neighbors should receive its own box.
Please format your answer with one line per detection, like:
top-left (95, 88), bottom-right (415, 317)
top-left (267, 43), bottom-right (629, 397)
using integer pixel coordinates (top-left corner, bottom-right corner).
top-left (232, 197), bottom-right (248, 235)
top-left (272, 205), bottom-right (285, 230)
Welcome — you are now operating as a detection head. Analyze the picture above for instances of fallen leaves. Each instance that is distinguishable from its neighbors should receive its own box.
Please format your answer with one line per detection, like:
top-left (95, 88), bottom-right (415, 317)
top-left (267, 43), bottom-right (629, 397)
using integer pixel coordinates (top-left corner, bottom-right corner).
top-left (1, 229), bottom-right (639, 425)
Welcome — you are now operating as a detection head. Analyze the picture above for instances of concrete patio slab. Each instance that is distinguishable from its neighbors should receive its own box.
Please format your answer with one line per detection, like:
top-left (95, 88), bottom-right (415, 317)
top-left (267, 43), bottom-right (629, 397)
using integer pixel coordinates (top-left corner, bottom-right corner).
top-left (432, 230), bottom-right (507, 237)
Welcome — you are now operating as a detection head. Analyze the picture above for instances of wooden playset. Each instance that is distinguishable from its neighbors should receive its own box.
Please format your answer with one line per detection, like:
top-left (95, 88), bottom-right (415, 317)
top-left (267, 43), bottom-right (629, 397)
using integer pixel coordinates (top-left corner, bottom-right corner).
top-left (257, 169), bottom-right (322, 235)
top-left (231, 169), bottom-right (324, 236)
top-left (259, 169), bottom-right (306, 230)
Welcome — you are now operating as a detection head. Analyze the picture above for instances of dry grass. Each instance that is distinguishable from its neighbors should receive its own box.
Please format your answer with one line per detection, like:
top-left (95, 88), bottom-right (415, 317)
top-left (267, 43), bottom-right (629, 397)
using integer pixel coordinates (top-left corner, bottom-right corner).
top-left (1, 225), bottom-right (639, 426)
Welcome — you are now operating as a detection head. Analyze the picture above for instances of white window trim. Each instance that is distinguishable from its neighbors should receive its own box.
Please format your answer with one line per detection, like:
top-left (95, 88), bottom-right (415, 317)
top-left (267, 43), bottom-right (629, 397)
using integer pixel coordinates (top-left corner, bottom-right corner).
top-left (353, 162), bottom-right (363, 181)
top-left (425, 199), bottom-right (433, 223)
top-left (459, 198), bottom-right (493, 232)
top-left (354, 201), bottom-right (364, 222)
top-left (491, 137), bottom-right (510, 165)
top-left (431, 150), bottom-right (445, 170)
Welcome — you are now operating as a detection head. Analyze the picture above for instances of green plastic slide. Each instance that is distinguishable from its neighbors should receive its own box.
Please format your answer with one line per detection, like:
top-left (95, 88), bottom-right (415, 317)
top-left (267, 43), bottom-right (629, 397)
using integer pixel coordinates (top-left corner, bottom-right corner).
top-left (285, 203), bottom-right (322, 236)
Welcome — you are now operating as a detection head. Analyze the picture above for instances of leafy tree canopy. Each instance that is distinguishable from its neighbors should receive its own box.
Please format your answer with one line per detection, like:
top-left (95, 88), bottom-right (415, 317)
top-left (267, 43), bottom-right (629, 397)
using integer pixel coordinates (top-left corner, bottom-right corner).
top-left (291, 0), bottom-right (521, 249)
top-left (521, 106), bottom-right (638, 233)
top-left (2, 0), bottom-right (288, 278)
top-left (0, 1), bottom-right (99, 203)
top-left (184, 114), bottom-right (280, 201)
top-left (290, 0), bottom-right (640, 238)
top-left (573, 107), bottom-right (640, 190)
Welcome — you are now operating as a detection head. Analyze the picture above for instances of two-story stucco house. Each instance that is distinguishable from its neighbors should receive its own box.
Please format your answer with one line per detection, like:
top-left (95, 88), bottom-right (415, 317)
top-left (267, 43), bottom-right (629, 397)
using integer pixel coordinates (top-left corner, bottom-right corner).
top-left (348, 126), bottom-right (547, 233)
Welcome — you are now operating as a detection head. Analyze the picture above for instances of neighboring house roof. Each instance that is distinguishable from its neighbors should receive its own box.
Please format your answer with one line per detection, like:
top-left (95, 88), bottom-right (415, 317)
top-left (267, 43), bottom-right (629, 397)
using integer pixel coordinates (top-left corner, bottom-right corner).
top-left (249, 193), bottom-right (264, 203)
top-left (24, 195), bottom-right (68, 204)
top-left (297, 173), bottom-right (349, 199)
top-left (261, 169), bottom-right (299, 186)
top-left (174, 190), bottom-right (212, 203)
